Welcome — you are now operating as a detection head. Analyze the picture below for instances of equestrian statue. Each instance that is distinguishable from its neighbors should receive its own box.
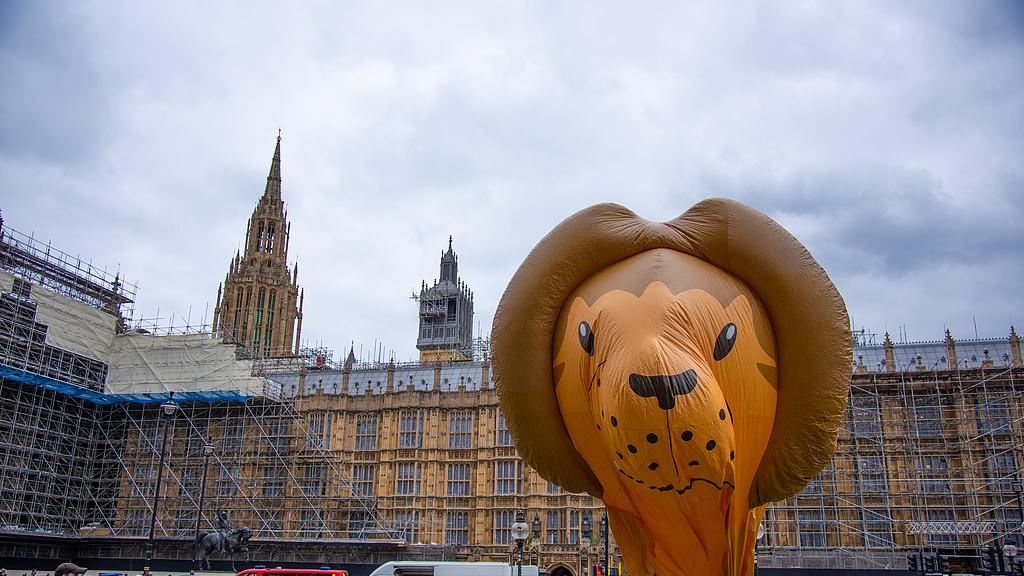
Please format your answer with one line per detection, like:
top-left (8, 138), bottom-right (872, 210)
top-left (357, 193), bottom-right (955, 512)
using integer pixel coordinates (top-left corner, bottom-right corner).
top-left (194, 510), bottom-right (252, 571)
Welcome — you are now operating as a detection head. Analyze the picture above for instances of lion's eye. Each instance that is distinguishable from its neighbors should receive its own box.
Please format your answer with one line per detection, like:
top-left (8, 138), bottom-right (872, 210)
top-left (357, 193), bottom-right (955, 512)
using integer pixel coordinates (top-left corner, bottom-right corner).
top-left (578, 321), bottom-right (595, 356)
top-left (713, 323), bottom-right (737, 361)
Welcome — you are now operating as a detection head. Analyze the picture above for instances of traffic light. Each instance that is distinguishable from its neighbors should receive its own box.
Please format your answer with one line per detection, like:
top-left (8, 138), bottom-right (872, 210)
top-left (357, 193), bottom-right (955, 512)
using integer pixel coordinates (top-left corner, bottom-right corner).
top-left (907, 553), bottom-right (918, 572)
top-left (924, 554), bottom-right (936, 571)
top-left (981, 547), bottom-right (996, 572)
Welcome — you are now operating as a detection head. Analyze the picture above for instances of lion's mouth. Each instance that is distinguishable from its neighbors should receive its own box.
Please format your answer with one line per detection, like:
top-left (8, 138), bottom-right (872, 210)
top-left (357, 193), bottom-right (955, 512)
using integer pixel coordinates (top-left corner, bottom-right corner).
top-left (616, 465), bottom-right (735, 495)
top-left (628, 369), bottom-right (698, 409)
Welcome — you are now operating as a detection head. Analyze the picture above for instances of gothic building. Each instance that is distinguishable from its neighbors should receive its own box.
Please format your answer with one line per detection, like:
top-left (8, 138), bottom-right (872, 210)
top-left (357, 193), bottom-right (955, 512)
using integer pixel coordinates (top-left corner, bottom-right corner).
top-left (212, 133), bottom-right (303, 357)
top-left (415, 238), bottom-right (474, 362)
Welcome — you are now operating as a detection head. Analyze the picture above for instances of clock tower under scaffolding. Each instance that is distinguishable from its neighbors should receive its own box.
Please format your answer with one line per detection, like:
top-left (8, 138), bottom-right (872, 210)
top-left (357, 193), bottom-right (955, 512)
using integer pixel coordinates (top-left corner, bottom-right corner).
top-left (415, 237), bottom-right (474, 362)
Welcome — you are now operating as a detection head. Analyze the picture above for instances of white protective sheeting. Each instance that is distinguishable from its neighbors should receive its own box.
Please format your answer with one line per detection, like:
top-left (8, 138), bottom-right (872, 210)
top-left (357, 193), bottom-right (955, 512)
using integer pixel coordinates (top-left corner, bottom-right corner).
top-left (107, 332), bottom-right (265, 396)
top-left (0, 269), bottom-right (117, 363)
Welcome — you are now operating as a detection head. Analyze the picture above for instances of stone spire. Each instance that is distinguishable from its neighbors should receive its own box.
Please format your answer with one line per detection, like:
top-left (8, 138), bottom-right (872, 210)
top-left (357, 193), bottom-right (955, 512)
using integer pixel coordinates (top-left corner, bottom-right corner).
top-left (264, 129), bottom-right (282, 201)
top-left (944, 329), bottom-right (958, 370)
top-left (1010, 326), bottom-right (1021, 367)
top-left (883, 332), bottom-right (895, 372)
top-left (440, 235), bottom-right (458, 283)
top-left (344, 345), bottom-right (356, 371)
top-left (214, 132), bottom-right (302, 357)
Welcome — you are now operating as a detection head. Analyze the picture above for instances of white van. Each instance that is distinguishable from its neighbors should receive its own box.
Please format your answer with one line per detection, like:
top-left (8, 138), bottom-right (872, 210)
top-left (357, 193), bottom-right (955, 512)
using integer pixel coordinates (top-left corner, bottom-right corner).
top-left (368, 561), bottom-right (541, 576)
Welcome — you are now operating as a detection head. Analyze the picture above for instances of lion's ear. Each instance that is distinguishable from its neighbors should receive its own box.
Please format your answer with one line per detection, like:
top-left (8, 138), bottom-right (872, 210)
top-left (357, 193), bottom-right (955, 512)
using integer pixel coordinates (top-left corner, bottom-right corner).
top-left (667, 199), bottom-right (851, 506)
top-left (493, 204), bottom-right (647, 496)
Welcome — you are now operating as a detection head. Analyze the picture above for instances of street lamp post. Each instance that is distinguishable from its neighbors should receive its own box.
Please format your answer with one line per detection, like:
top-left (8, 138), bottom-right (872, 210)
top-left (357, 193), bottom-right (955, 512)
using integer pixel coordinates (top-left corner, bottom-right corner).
top-left (532, 514), bottom-right (542, 566)
top-left (144, 397), bottom-right (178, 576)
top-left (1013, 476), bottom-right (1024, 531)
top-left (190, 443), bottom-right (214, 576)
top-left (755, 522), bottom-right (765, 576)
top-left (600, 515), bottom-right (609, 576)
top-left (511, 510), bottom-right (529, 576)
top-left (994, 475), bottom-right (1024, 576)
top-left (581, 516), bottom-right (593, 576)
top-left (1005, 544), bottom-right (1018, 576)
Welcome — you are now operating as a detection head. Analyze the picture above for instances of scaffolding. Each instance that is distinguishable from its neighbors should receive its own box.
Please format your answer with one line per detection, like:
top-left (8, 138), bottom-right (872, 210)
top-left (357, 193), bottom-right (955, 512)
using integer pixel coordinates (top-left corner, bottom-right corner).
top-left (98, 360), bottom-right (611, 557)
top-left (0, 220), bottom-right (135, 321)
top-left (762, 360), bottom-right (1024, 571)
top-left (0, 377), bottom-right (107, 534)
top-left (99, 397), bottom-right (391, 543)
top-left (0, 220), bottom-right (131, 535)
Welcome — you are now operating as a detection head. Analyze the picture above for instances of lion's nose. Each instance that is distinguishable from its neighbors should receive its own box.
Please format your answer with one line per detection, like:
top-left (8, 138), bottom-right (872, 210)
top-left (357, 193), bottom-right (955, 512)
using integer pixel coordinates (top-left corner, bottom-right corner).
top-left (628, 370), bottom-right (698, 410)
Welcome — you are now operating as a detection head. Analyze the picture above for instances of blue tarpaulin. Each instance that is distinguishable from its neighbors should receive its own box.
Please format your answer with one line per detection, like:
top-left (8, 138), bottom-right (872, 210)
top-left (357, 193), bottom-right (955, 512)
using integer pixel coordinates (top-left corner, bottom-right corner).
top-left (0, 363), bottom-right (254, 405)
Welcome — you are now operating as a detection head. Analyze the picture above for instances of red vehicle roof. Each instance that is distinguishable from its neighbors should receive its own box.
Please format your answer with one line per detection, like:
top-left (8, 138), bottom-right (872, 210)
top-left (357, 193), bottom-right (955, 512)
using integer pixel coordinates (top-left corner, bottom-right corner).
top-left (236, 569), bottom-right (348, 576)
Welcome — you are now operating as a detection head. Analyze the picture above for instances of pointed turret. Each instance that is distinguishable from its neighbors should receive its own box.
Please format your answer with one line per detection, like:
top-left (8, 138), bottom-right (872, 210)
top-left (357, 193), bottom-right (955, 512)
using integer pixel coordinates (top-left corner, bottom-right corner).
top-left (294, 288), bottom-right (304, 355)
top-left (344, 346), bottom-right (356, 371)
top-left (1010, 326), bottom-right (1022, 367)
top-left (883, 332), bottom-right (895, 372)
top-left (264, 130), bottom-right (282, 201)
top-left (440, 236), bottom-right (458, 283)
top-left (944, 329), bottom-right (958, 370)
top-left (213, 282), bottom-right (223, 331)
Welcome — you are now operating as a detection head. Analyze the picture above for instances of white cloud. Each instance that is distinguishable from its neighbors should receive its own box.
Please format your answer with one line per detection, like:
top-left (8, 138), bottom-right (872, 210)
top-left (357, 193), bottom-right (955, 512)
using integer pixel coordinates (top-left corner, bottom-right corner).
top-left (1, 0), bottom-right (1021, 362)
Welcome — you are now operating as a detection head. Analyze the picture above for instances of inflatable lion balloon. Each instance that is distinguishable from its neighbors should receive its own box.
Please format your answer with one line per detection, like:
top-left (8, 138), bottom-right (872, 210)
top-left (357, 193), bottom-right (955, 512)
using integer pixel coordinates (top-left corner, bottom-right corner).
top-left (492, 199), bottom-right (851, 576)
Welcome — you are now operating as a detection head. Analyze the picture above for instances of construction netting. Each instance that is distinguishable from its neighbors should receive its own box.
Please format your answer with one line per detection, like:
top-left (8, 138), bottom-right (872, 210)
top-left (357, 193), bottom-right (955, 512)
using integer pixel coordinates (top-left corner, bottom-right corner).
top-left (107, 332), bottom-right (266, 397)
top-left (0, 268), bottom-right (117, 362)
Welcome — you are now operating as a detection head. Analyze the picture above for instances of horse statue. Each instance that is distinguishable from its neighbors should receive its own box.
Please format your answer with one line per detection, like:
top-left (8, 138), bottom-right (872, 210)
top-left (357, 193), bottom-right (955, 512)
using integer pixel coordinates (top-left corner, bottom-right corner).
top-left (194, 527), bottom-right (252, 571)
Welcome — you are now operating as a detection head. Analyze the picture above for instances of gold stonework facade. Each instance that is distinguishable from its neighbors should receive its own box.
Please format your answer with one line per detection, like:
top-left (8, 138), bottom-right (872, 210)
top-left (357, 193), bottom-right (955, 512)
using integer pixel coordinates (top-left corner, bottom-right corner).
top-left (418, 348), bottom-right (472, 363)
top-left (212, 133), bottom-right (303, 357)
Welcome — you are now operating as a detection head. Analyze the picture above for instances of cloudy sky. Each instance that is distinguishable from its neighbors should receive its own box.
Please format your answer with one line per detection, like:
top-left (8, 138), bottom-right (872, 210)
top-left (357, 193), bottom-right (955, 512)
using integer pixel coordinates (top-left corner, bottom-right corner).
top-left (1, 2), bottom-right (1022, 363)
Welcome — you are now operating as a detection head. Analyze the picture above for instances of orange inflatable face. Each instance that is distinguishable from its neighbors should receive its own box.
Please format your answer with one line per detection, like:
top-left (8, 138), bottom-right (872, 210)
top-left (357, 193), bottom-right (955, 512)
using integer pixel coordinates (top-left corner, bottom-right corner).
top-left (553, 249), bottom-right (777, 574)
top-left (493, 200), bottom-right (852, 576)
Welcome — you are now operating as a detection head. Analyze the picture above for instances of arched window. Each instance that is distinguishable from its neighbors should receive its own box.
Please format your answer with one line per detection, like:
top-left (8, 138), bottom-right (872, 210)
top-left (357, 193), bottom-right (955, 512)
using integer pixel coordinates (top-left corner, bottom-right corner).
top-left (264, 290), bottom-right (277, 355)
top-left (496, 412), bottom-right (513, 446)
top-left (449, 411), bottom-right (473, 449)
top-left (266, 223), bottom-right (276, 253)
top-left (241, 287), bottom-right (252, 342)
top-left (252, 287), bottom-right (266, 352)
top-left (233, 290), bottom-right (243, 341)
top-left (255, 221), bottom-right (264, 252)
